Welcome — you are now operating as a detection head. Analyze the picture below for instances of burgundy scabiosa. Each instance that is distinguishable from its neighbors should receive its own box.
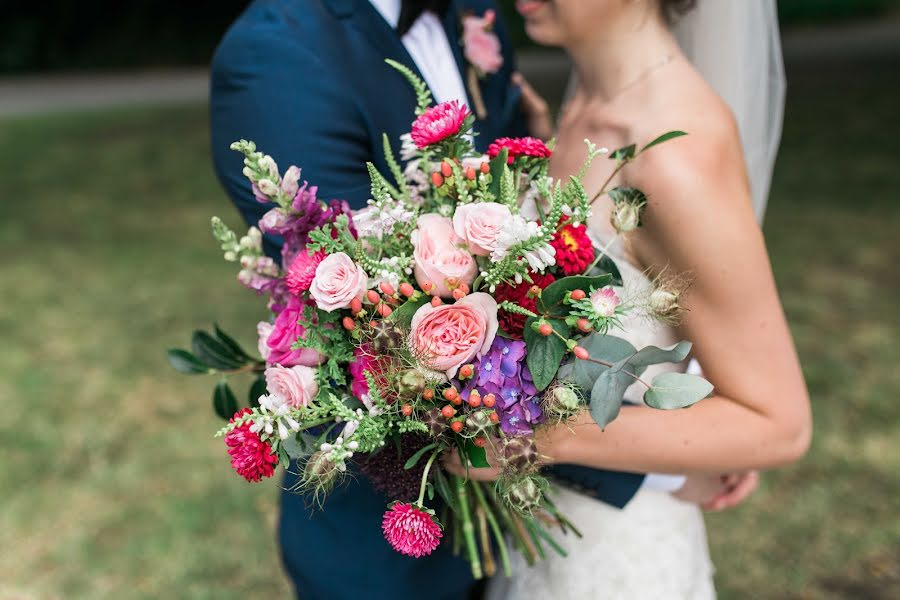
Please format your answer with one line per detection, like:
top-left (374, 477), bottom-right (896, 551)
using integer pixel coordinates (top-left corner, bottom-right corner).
top-left (382, 502), bottom-right (443, 557)
top-left (410, 101), bottom-right (471, 149)
top-left (550, 218), bottom-right (595, 275)
top-left (224, 408), bottom-right (278, 483)
top-left (487, 136), bottom-right (552, 165)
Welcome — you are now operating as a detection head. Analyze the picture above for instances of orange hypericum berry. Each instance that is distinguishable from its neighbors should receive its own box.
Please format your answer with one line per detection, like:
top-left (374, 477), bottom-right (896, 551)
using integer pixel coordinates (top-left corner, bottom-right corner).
top-left (468, 391), bottom-right (482, 408)
top-left (401, 404), bottom-right (413, 417)
top-left (342, 316), bottom-right (356, 331)
top-left (458, 364), bottom-right (474, 379)
top-left (350, 298), bottom-right (363, 315)
top-left (457, 282), bottom-right (470, 294)
top-left (577, 318), bottom-right (593, 332)
top-left (488, 411), bottom-right (499, 424)
top-left (432, 172), bottom-right (444, 187)
top-left (379, 281), bottom-right (395, 296)
top-left (446, 276), bottom-right (459, 288)
top-left (422, 388), bottom-right (435, 401)
top-left (441, 405), bottom-right (456, 419)
top-left (452, 288), bottom-right (466, 300)
top-left (573, 346), bottom-right (590, 360)
top-left (377, 303), bottom-right (393, 317)
top-left (450, 420), bottom-right (464, 433)
top-left (431, 296), bottom-right (443, 307)
top-left (473, 437), bottom-right (487, 448)
top-left (465, 167), bottom-right (476, 180)
top-left (527, 285), bottom-right (542, 299)
top-left (399, 282), bottom-right (415, 297)
top-left (482, 393), bottom-right (496, 408)
top-left (443, 387), bottom-right (459, 402)
top-left (570, 289), bottom-right (586, 301)
top-left (366, 290), bottom-right (380, 304)
top-left (480, 161), bottom-right (490, 174)
top-left (441, 161), bottom-right (453, 177)
top-left (421, 280), bottom-right (434, 293)
top-left (538, 323), bottom-right (553, 336)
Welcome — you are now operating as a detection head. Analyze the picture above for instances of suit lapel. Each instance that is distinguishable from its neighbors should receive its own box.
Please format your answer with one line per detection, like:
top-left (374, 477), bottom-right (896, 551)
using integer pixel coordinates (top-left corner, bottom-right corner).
top-left (442, 0), bottom-right (476, 109)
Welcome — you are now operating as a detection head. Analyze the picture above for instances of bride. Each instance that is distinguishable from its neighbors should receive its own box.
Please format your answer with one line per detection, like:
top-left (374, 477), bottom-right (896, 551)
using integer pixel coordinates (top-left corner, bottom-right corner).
top-left (447, 1), bottom-right (811, 597)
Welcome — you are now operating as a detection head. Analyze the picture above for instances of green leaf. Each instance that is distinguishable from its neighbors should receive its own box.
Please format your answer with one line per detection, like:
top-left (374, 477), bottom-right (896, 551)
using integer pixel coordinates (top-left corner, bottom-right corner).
top-left (644, 372), bottom-right (714, 409)
top-left (248, 376), bottom-right (267, 407)
top-left (586, 255), bottom-right (623, 286)
top-left (623, 341), bottom-right (693, 371)
top-left (404, 443), bottom-right (439, 470)
top-left (557, 334), bottom-right (637, 392)
top-left (464, 440), bottom-right (490, 468)
top-left (589, 368), bottom-right (629, 428)
top-left (192, 330), bottom-right (243, 370)
top-left (537, 275), bottom-right (613, 315)
top-left (166, 349), bottom-right (209, 375)
top-left (433, 468), bottom-right (459, 512)
top-left (213, 380), bottom-right (239, 420)
top-left (487, 148), bottom-right (509, 199)
top-left (388, 294), bottom-right (429, 327)
top-left (640, 130), bottom-right (687, 153)
top-left (523, 317), bottom-right (569, 391)
top-left (214, 323), bottom-right (254, 361)
top-left (609, 144), bottom-right (636, 162)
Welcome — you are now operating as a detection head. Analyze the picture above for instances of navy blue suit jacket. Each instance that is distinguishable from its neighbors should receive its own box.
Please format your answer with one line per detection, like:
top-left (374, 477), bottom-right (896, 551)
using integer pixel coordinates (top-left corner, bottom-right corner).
top-left (210, 2), bottom-right (644, 598)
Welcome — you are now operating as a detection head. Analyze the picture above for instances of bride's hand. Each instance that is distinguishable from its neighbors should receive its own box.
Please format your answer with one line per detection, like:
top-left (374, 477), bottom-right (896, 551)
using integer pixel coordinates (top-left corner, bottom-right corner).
top-left (673, 471), bottom-right (760, 511)
top-left (441, 441), bottom-right (504, 481)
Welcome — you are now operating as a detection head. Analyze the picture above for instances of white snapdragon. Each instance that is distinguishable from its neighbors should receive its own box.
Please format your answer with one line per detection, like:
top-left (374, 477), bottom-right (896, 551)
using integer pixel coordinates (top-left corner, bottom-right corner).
top-left (490, 215), bottom-right (557, 272)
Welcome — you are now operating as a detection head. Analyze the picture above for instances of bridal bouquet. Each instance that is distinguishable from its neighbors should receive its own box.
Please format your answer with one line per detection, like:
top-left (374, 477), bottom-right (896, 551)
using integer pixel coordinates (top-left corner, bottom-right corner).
top-left (168, 62), bottom-right (711, 577)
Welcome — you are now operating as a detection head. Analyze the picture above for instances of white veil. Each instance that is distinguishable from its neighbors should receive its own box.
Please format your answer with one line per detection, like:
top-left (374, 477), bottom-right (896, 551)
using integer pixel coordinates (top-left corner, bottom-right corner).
top-left (673, 0), bottom-right (786, 223)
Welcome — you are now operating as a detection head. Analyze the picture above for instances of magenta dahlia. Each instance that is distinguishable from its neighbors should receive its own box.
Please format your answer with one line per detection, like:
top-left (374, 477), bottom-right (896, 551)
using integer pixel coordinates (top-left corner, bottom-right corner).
top-left (487, 136), bottom-right (552, 164)
top-left (410, 101), bottom-right (470, 149)
top-left (382, 503), bottom-right (443, 557)
top-left (550, 218), bottom-right (595, 275)
top-left (224, 408), bottom-right (278, 483)
top-left (285, 249), bottom-right (325, 296)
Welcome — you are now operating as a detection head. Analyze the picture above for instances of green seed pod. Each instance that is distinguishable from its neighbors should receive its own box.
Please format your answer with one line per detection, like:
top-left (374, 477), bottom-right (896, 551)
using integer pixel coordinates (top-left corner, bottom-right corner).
top-left (502, 435), bottom-right (539, 471)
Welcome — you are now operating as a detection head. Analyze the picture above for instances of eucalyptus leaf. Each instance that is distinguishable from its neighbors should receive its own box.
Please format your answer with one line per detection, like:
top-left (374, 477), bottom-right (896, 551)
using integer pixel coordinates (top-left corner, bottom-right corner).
top-left (404, 443), bottom-right (439, 470)
top-left (589, 369), bottom-right (629, 428)
top-left (465, 440), bottom-right (490, 468)
top-left (212, 380), bottom-right (239, 420)
top-left (281, 434), bottom-right (313, 460)
top-left (524, 317), bottom-right (569, 391)
top-left (557, 334), bottom-right (637, 392)
top-left (537, 275), bottom-right (612, 315)
top-left (640, 130), bottom-right (687, 153)
top-left (192, 331), bottom-right (243, 370)
top-left (166, 349), bottom-right (209, 375)
top-left (623, 341), bottom-right (693, 371)
top-left (644, 372), bottom-right (714, 409)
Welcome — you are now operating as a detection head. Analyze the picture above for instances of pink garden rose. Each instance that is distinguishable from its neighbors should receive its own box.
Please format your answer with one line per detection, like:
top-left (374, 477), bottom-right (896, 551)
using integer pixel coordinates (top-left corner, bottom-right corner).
top-left (411, 214), bottom-right (477, 298)
top-left (264, 364), bottom-right (318, 408)
top-left (266, 296), bottom-right (324, 367)
top-left (462, 10), bottom-right (503, 75)
top-left (410, 292), bottom-right (499, 378)
top-left (452, 202), bottom-right (511, 256)
top-left (410, 101), bottom-right (471, 149)
top-left (309, 252), bottom-right (368, 312)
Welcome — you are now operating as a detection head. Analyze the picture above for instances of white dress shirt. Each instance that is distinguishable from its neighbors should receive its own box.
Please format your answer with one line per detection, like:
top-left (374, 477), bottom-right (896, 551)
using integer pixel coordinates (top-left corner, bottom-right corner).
top-left (367, 0), bottom-right (685, 496)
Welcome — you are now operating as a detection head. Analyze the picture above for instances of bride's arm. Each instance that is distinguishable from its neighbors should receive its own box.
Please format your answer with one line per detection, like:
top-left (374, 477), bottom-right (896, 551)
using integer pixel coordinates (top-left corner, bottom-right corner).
top-left (541, 133), bottom-right (812, 474)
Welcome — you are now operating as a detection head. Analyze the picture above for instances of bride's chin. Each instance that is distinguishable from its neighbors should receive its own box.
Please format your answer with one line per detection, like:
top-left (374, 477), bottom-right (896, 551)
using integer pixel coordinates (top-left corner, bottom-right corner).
top-left (517, 1), bottom-right (565, 47)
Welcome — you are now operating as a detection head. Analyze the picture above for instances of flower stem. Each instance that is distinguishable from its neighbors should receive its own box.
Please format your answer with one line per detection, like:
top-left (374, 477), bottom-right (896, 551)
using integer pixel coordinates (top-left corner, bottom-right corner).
top-left (582, 233), bottom-right (619, 275)
top-left (475, 503), bottom-right (496, 577)
top-left (454, 476), bottom-right (483, 579)
top-left (581, 356), bottom-right (653, 389)
top-left (415, 449), bottom-right (441, 506)
top-left (589, 159), bottom-right (630, 205)
top-left (472, 482), bottom-right (512, 576)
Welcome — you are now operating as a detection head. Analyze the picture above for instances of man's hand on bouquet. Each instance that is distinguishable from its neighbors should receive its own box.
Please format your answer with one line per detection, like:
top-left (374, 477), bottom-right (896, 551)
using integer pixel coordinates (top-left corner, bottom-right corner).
top-left (514, 72), bottom-right (554, 141)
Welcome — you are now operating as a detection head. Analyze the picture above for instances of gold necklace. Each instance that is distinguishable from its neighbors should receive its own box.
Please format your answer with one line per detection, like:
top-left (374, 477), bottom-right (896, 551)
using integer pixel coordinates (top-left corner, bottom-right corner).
top-left (609, 53), bottom-right (674, 100)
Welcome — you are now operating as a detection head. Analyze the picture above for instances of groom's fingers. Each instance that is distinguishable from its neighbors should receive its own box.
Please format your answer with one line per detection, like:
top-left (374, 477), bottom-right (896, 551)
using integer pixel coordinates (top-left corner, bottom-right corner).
top-left (513, 71), bottom-right (553, 141)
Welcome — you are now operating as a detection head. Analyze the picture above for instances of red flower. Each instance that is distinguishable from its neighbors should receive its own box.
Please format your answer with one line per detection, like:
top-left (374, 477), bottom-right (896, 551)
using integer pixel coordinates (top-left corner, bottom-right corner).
top-left (382, 503), bottom-right (443, 558)
top-left (550, 219), bottom-right (595, 275)
top-left (494, 271), bottom-right (556, 338)
top-left (224, 408), bottom-right (278, 483)
top-left (487, 137), bottom-right (552, 164)
top-left (410, 101), bottom-right (471, 149)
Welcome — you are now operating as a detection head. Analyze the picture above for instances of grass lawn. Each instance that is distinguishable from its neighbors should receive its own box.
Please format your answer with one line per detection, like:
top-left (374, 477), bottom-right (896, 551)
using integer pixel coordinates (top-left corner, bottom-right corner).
top-left (1, 57), bottom-right (898, 598)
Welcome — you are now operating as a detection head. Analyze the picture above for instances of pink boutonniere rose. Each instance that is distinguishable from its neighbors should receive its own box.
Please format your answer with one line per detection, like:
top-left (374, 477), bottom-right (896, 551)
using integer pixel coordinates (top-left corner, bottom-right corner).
top-left (461, 9), bottom-right (503, 120)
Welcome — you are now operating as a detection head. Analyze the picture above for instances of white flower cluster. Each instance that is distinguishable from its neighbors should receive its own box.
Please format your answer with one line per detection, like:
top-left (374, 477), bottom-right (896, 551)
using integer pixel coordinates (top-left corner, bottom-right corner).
top-left (319, 419), bottom-right (360, 472)
top-left (354, 200), bottom-right (415, 240)
top-left (490, 215), bottom-right (557, 273)
top-left (251, 394), bottom-right (302, 441)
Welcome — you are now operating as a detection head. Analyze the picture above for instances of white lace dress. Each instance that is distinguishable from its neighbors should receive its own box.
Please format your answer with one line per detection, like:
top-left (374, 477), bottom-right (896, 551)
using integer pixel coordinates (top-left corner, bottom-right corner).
top-left (487, 237), bottom-right (716, 600)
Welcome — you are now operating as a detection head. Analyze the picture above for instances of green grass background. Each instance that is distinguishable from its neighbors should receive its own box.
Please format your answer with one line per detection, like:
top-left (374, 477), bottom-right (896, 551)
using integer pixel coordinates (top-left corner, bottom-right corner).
top-left (1, 57), bottom-right (898, 598)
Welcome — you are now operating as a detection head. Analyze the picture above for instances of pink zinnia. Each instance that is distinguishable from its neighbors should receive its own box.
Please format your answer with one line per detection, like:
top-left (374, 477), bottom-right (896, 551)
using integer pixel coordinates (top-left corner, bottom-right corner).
top-left (285, 249), bottom-right (325, 296)
top-left (410, 101), bottom-right (470, 149)
top-left (224, 408), bottom-right (278, 483)
top-left (382, 503), bottom-right (443, 558)
top-left (487, 136), bottom-right (552, 164)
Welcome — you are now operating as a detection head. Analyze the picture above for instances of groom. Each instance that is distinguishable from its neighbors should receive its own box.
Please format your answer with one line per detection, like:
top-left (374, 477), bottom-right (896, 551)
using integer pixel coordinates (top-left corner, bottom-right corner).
top-left (210, 1), bottom-right (755, 598)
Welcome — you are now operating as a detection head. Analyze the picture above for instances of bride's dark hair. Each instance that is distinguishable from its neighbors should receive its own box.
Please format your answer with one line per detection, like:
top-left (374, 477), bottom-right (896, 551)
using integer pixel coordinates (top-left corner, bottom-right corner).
top-left (660, 0), bottom-right (697, 23)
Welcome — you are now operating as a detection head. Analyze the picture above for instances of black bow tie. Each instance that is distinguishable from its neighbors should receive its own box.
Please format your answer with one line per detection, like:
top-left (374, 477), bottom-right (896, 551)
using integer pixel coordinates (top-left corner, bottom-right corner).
top-left (397, 0), bottom-right (452, 36)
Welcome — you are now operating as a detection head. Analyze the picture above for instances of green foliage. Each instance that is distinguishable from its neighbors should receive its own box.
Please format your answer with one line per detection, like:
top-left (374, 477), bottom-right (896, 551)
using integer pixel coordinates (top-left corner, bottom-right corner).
top-left (293, 305), bottom-right (355, 388)
top-left (523, 318), bottom-right (569, 391)
top-left (487, 147), bottom-right (508, 199)
top-left (644, 372), bottom-right (714, 409)
top-left (464, 440), bottom-right (490, 468)
top-left (404, 443), bottom-right (439, 470)
top-left (385, 58), bottom-right (433, 114)
top-left (382, 133), bottom-right (409, 199)
top-left (307, 214), bottom-right (355, 255)
top-left (537, 275), bottom-right (612, 315)
top-left (213, 380), bottom-right (238, 420)
top-left (248, 376), bottom-right (267, 407)
top-left (388, 294), bottom-right (429, 327)
top-left (640, 130), bottom-right (687, 153)
top-left (166, 349), bottom-right (210, 374)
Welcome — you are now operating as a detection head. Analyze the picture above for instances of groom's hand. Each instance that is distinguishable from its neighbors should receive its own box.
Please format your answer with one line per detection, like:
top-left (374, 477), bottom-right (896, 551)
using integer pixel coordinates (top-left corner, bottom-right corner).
top-left (513, 72), bottom-right (553, 141)
top-left (673, 471), bottom-right (760, 511)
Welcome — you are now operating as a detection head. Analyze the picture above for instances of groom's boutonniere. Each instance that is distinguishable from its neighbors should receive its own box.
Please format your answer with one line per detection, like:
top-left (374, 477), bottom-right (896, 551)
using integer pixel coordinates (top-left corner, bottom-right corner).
top-left (461, 9), bottom-right (503, 120)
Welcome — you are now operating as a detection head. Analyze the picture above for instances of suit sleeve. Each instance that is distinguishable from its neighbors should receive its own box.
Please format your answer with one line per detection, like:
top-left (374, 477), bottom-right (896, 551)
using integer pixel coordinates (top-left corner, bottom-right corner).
top-left (210, 23), bottom-right (374, 258)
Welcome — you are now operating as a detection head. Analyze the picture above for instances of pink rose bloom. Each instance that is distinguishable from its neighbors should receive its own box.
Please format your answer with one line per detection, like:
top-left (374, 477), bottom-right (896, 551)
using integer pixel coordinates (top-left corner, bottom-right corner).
top-left (452, 202), bottom-right (511, 256)
top-left (590, 287), bottom-right (621, 318)
top-left (309, 252), bottom-right (368, 312)
top-left (267, 296), bottom-right (324, 366)
top-left (265, 364), bottom-right (318, 408)
top-left (411, 214), bottom-right (477, 298)
top-left (257, 321), bottom-right (273, 361)
top-left (410, 292), bottom-right (499, 378)
top-left (462, 10), bottom-right (503, 74)
top-left (410, 101), bottom-right (471, 149)
top-left (286, 249), bottom-right (326, 296)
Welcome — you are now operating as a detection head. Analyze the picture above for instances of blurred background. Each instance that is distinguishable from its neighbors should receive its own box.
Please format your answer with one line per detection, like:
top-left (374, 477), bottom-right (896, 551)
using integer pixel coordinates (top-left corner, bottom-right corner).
top-left (1, 1), bottom-right (898, 598)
